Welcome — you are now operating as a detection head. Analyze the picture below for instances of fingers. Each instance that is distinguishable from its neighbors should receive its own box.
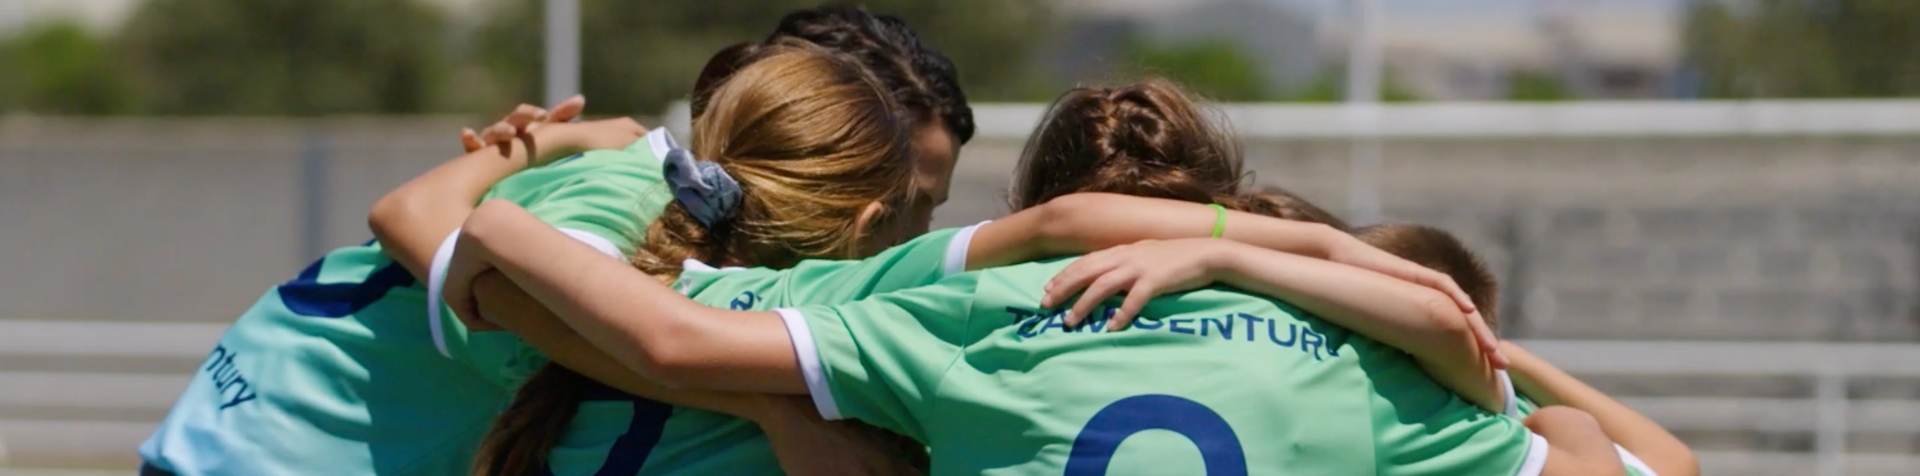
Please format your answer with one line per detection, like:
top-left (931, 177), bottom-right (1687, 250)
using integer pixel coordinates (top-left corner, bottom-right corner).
top-left (1417, 269), bottom-right (1477, 313)
top-left (1065, 271), bottom-right (1131, 328)
top-left (504, 104), bottom-right (547, 128)
top-left (482, 122), bottom-right (519, 156)
top-left (547, 95), bottom-right (586, 123)
top-left (1042, 257), bottom-right (1108, 308)
top-left (460, 128), bottom-right (484, 153)
top-left (1108, 281), bottom-right (1155, 331)
top-left (1466, 311), bottom-right (1509, 369)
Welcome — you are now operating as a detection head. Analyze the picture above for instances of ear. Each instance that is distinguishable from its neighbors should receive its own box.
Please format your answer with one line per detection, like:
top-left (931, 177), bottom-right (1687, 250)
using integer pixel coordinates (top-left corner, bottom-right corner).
top-left (853, 201), bottom-right (887, 243)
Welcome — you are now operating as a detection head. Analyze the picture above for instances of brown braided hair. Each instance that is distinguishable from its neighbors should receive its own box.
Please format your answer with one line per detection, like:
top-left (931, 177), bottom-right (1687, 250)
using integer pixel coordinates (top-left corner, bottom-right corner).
top-left (1010, 77), bottom-right (1248, 211)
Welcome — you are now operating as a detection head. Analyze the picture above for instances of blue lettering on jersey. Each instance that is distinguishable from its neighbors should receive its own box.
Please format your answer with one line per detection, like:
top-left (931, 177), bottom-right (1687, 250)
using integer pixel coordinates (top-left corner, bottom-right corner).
top-left (730, 291), bottom-right (762, 310)
top-left (1266, 318), bottom-right (1297, 347)
top-left (1043, 314), bottom-right (1068, 333)
top-left (1235, 313), bottom-right (1262, 342)
top-left (1003, 307), bottom-right (1338, 361)
top-left (1076, 307), bottom-right (1119, 333)
top-left (1300, 329), bottom-right (1326, 361)
top-left (1005, 307), bottom-right (1038, 323)
top-left (1201, 316), bottom-right (1233, 339)
top-left (202, 344), bottom-right (258, 410)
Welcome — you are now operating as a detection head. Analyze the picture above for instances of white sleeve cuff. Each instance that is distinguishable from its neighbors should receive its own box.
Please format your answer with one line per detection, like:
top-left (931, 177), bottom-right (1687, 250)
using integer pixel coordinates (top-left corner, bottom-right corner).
top-left (1617, 444), bottom-right (1659, 476)
top-left (775, 308), bottom-right (841, 420)
top-left (555, 228), bottom-right (624, 260)
top-left (1499, 369), bottom-right (1522, 419)
top-left (426, 227), bottom-right (463, 358)
top-left (646, 128), bottom-right (678, 160)
top-left (942, 221), bottom-right (991, 276)
top-left (1516, 431), bottom-right (1549, 476)
top-left (424, 226), bottom-right (624, 359)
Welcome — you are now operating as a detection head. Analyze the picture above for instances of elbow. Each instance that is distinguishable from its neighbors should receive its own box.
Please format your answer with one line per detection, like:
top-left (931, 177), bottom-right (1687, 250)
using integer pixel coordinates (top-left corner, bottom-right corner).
top-left (458, 200), bottom-right (523, 244)
top-left (1032, 193), bottom-right (1098, 248)
top-left (633, 333), bottom-right (699, 389)
top-left (367, 192), bottom-right (412, 244)
top-left (1657, 445), bottom-right (1701, 476)
top-left (618, 308), bottom-right (718, 389)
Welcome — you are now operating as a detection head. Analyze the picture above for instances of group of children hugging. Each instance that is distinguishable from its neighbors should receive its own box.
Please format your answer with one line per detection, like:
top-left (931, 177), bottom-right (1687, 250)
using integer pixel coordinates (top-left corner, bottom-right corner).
top-left (134, 4), bottom-right (1697, 476)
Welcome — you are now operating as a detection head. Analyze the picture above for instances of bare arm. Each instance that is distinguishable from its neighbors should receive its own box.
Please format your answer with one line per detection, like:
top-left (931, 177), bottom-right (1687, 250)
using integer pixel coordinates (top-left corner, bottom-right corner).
top-left (471, 271), bottom-right (771, 420)
top-left (971, 193), bottom-right (1484, 324)
top-left (1208, 244), bottom-right (1504, 412)
top-left (1043, 239), bottom-right (1505, 412)
top-left (1505, 341), bottom-right (1699, 476)
top-left (476, 272), bottom-right (926, 476)
top-left (969, 193), bottom-right (1344, 270)
top-left (369, 134), bottom-right (536, 280)
top-left (1532, 406), bottom-right (1631, 476)
top-left (450, 200), bottom-right (805, 394)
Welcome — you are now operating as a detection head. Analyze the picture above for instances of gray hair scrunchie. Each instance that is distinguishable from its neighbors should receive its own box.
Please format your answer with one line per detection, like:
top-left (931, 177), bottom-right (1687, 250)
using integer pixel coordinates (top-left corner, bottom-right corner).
top-left (662, 148), bottom-right (742, 229)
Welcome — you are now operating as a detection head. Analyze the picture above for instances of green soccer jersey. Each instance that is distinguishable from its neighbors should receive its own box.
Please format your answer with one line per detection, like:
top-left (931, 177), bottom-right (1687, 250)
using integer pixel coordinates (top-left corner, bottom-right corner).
top-left (137, 130), bottom-right (676, 476)
top-left (776, 258), bottom-right (1551, 476)
top-left (426, 129), bottom-right (681, 387)
top-left (1506, 380), bottom-right (1659, 476)
top-left (542, 223), bottom-right (985, 476)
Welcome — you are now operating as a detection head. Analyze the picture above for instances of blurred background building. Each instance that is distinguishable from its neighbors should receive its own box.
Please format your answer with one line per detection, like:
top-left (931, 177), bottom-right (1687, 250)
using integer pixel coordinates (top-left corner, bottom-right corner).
top-left (2, 0), bottom-right (1918, 475)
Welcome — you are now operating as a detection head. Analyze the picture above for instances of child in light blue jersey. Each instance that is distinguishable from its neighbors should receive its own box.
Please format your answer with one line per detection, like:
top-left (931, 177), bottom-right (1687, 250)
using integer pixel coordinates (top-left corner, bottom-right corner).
top-left (136, 98), bottom-right (665, 476)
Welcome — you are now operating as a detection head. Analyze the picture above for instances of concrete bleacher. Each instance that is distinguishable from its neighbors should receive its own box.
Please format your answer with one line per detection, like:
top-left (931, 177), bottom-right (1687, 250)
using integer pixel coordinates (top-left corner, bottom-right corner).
top-left (1379, 203), bottom-right (1920, 341)
top-left (5, 102), bottom-right (1920, 473)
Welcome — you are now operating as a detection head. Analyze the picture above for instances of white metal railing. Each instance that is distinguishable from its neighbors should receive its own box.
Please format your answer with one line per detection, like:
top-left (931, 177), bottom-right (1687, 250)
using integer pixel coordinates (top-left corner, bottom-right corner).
top-left (3, 319), bottom-right (1918, 474)
top-left (664, 99), bottom-right (1920, 224)
top-left (1522, 340), bottom-right (1920, 476)
top-left (961, 100), bottom-right (1920, 140)
top-left (666, 99), bottom-right (1920, 140)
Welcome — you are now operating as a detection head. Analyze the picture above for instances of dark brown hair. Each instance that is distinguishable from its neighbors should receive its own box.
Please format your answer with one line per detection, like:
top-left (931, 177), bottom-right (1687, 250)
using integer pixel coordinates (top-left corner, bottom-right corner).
top-left (1009, 77), bottom-right (1247, 211)
top-left (1354, 223), bottom-right (1501, 329)
top-left (692, 5), bottom-right (973, 145)
top-left (474, 43), bottom-right (914, 476)
top-left (1238, 186), bottom-right (1350, 232)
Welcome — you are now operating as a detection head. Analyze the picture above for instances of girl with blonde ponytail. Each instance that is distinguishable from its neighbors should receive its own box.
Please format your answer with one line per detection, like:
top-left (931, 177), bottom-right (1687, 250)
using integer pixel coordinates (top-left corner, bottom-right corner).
top-left (463, 43), bottom-right (921, 476)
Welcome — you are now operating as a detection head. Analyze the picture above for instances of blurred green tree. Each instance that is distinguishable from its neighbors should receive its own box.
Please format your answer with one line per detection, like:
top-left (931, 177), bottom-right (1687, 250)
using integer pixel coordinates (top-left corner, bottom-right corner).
top-left (0, 21), bottom-right (138, 114)
top-left (1683, 0), bottom-right (1920, 98)
top-left (117, 0), bottom-right (452, 115)
top-left (1288, 68), bottom-right (1421, 103)
top-left (1123, 36), bottom-right (1269, 101)
top-left (1507, 70), bottom-right (1572, 101)
top-left (474, 0), bottom-right (1054, 116)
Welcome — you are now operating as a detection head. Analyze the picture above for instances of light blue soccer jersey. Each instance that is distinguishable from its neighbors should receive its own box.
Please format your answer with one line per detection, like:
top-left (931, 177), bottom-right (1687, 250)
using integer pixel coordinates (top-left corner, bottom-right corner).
top-left (137, 129), bottom-right (678, 476)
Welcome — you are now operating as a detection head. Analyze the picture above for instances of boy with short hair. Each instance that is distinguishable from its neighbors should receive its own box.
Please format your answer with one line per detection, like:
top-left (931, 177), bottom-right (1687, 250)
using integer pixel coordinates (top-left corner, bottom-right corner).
top-left (1356, 223), bottom-right (1700, 476)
